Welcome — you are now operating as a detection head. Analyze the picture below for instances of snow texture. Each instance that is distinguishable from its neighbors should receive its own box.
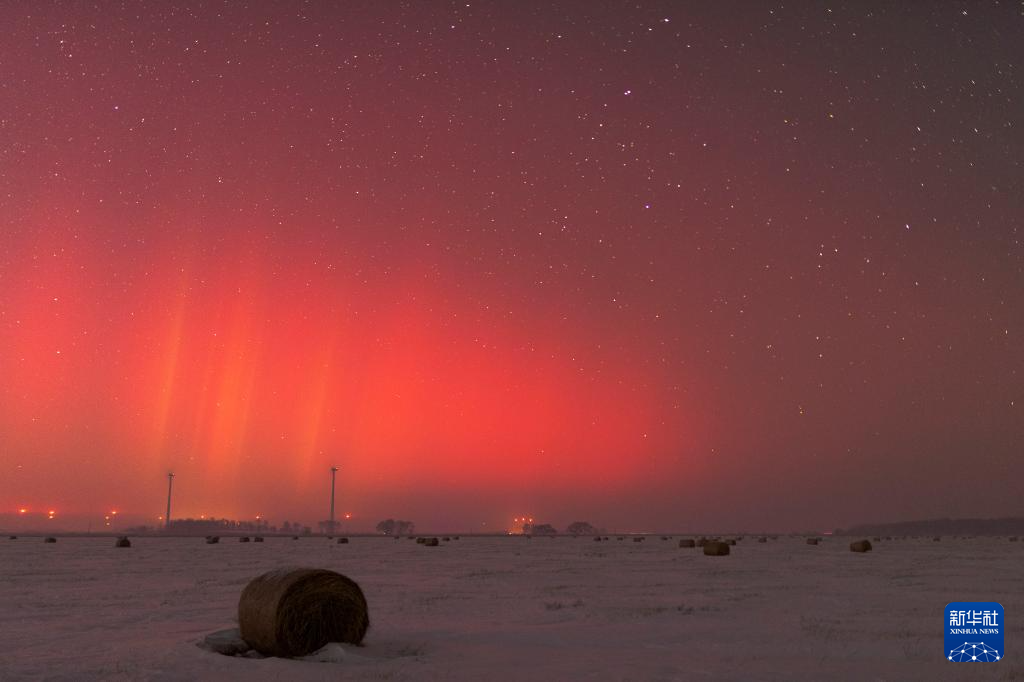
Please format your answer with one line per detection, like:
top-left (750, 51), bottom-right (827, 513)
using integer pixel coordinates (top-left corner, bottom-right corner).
top-left (0, 535), bottom-right (1021, 680)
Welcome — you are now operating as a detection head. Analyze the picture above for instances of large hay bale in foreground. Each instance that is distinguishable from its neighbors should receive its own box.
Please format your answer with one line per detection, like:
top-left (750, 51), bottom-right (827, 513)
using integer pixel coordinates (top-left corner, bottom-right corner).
top-left (115, 536), bottom-right (131, 548)
top-left (850, 539), bottom-right (872, 553)
top-left (238, 568), bottom-right (369, 657)
top-left (679, 539), bottom-right (695, 548)
top-left (806, 538), bottom-right (819, 545)
top-left (44, 537), bottom-right (57, 543)
top-left (206, 536), bottom-right (220, 544)
top-left (703, 541), bottom-right (730, 556)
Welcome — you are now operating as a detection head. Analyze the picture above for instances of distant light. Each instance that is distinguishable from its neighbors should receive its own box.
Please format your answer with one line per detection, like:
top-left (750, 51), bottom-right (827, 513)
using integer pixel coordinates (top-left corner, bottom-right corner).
top-left (111, 510), bottom-right (118, 515)
top-left (18, 508), bottom-right (27, 514)
top-left (344, 513), bottom-right (352, 519)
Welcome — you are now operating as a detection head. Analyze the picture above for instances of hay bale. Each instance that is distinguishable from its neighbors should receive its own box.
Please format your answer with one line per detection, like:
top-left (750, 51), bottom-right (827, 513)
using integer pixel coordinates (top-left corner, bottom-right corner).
top-left (757, 537), bottom-right (767, 543)
top-left (115, 536), bottom-right (131, 548)
top-left (206, 536), bottom-right (220, 544)
top-left (240, 536), bottom-right (251, 543)
top-left (44, 537), bottom-right (57, 543)
top-left (593, 536), bottom-right (602, 542)
top-left (453, 536), bottom-right (460, 540)
top-left (443, 537), bottom-right (451, 541)
top-left (254, 537), bottom-right (264, 543)
top-left (1010, 537), bottom-right (1019, 542)
top-left (337, 537), bottom-right (349, 544)
top-left (423, 537), bottom-right (440, 547)
top-left (873, 536), bottom-right (881, 542)
top-left (293, 536), bottom-right (299, 540)
top-left (850, 539), bottom-right (872, 553)
top-left (933, 537), bottom-right (941, 542)
top-left (679, 539), bottom-right (695, 548)
top-left (726, 539), bottom-right (737, 546)
top-left (806, 538), bottom-right (819, 545)
top-left (238, 567), bottom-right (369, 657)
top-left (703, 541), bottom-right (730, 556)
top-left (415, 537), bottom-right (426, 544)
top-left (8, 535), bottom-right (16, 540)
top-left (617, 537), bottom-right (624, 541)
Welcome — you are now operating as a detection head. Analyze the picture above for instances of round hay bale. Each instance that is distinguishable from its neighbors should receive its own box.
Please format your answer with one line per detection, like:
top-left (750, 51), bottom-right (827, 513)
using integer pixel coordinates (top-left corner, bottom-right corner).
top-left (593, 536), bottom-right (602, 542)
top-left (850, 539), bottom-right (872, 553)
top-left (703, 541), bottom-right (730, 556)
top-left (757, 537), bottom-right (767, 543)
top-left (933, 537), bottom-right (941, 542)
top-left (9, 535), bottom-right (17, 540)
top-left (873, 536), bottom-right (881, 542)
top-left (453, 536), bottom-right (460, 540)
top-left (292, 536), bottom-right (299, 540)
top-left (423, 537), bottom-right (440, 547)
top-left (115, 536), bottom-right (131, 548)
top-left (415, 537), bottom-right (426, 544)
top-left (44, 537), bottom-right (57, 543)
top-left (806, 538), bottom-right (819, 545)
top-left (679, 539), bottom-right (695, 548)
top-left (206, 536), bottom-right (220, 544)
top-left (240, 536), bottom-right (251, 543)
top-left (337, 537), bottom-right (349, 544)
top-left (254, 537), bottom-right (264, 543)
top-left (238, 567), bottom-right (369, 657)
top-left (442, 537), bottom-right (451, 541)
top-left (726, 539), bottom-right (737, 546)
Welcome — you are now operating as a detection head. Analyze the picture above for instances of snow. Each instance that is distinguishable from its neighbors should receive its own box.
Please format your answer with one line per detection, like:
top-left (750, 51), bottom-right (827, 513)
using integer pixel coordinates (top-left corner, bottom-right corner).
top-left (1, 535), bottom-right (1021, 680)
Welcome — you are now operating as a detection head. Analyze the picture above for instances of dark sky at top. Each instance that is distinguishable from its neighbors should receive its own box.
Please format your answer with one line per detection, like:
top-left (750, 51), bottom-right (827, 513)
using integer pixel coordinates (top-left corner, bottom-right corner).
top-left (0, 2), bottom-right (1021, 532)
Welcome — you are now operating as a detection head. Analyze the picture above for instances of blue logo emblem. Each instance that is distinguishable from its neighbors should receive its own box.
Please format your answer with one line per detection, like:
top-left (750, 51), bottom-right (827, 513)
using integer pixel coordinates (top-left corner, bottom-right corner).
top-left (945, 602), bottom-right (1003, 662)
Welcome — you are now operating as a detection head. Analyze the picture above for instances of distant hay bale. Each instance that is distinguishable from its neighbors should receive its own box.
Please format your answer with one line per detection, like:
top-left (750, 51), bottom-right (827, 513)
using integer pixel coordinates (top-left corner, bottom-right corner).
top-left (423, 537), bottom-right (440, 547)
top-left (679, 539), bottom-right (695, 548)
top-left (593, 537), bottom-right (602, 542)
top-left (254, 537), bottom-right (264, 543)
top-left (416, 537), bottom-right (426, 544)
top-left (115, 536), bottom-right (131, 548)
top-left (206, 536), bottom-right (220, 544)
top-left (632, 537), bottom-right (643, 543)
top-left (238, 567), bottom-right (369, 657)
top-left (44, 537), bottom-right (57, 543)
top-left (806, 538), bottom-right (819, 545)
top-left (1010, 537), bottom-right (1019, 542)
top-left (292, 536), bottom-right (299, 540)
top-left (240, 536), bottom-right (251, 543)
top-left (757, 537), bottom-right (767, 543)
top-left (703, 541), bottom-right (730, 556)
top-left (873, 536), bottom-right (881, 542)
top-left (933, 537), bottom-right (941, 542)
top-left (443, 537), bottom-right (451, 541)
top-left (850, 539), bottom-right (872, 553)
top-left (661, 536), bottom-right (669, 541)
top-left (453, 536), bottom-right (460, 540)
top-left (617, 537), bottom-right (624, 541)
top-left (337, 538), bottom-right (349, 544)
top-left (8, 535), bottom-right (16, 540)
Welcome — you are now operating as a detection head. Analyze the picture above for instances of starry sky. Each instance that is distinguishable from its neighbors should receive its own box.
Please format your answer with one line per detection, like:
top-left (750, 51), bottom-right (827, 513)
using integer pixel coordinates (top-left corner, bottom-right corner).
top-left (1, 2), bottom-right (1021, 532)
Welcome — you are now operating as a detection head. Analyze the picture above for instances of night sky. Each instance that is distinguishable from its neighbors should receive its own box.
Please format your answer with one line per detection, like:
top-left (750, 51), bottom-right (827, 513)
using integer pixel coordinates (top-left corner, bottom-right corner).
top-left (1, 2), bottom-right (1021, 532)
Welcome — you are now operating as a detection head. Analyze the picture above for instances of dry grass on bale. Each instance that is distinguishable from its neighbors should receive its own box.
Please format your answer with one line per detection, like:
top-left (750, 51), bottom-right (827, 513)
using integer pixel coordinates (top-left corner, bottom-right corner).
top-left (850, 539), bottom-right (872, 553)
top-left (238, 567), bottom-right (369, 657)
top-left (703, 541), bottom-right (730, 556)
top-left (679, 539), bottom-right (695, 548)
top-left (44, 537), bottom-right (57, 543)
top-left (206, 536), bottom-right (220, 544)
top-left (337, 538), bottom-right (349, 544)
top-left (115, 536), bottom-right (131, 548)
top-left (806, 538), bottom-right (820, 545)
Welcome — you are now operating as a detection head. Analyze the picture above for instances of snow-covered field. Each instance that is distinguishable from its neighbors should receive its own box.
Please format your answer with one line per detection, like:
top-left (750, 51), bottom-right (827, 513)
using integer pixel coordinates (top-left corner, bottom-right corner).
top-left (1, 534), bottom-right (1020, 681)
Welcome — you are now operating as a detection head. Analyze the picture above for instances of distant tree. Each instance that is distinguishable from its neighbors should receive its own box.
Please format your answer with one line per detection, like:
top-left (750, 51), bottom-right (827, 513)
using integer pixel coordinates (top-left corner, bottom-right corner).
top-left (566, 521), bottom-right (598, 536)
top-left (376, 519), bottom-right (415, 535)
top-left (530, 523), bottom-right (557, 536)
